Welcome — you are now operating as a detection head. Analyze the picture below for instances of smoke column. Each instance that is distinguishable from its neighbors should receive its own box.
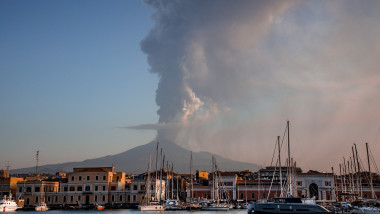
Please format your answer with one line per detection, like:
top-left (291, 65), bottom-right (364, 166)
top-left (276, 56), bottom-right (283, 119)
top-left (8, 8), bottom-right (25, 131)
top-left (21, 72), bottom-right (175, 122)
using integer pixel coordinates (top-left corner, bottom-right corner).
top-left (138, 0), bottom-right (380, 170)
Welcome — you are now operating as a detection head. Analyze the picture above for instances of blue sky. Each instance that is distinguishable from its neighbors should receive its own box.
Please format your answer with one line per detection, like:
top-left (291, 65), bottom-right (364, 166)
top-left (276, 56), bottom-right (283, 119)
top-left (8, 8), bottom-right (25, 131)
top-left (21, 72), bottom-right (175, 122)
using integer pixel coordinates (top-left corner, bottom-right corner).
top-left (2, 0), bottom-right (380, 172)
top-left (0, 0), bottom-right (158, 169)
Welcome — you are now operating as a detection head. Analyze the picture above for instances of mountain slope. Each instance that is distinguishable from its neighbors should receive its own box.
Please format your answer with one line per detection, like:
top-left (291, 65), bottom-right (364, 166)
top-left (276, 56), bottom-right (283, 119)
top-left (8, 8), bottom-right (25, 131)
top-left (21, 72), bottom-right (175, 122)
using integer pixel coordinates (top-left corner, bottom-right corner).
top-left (11, 141), bottom-right (258, 174)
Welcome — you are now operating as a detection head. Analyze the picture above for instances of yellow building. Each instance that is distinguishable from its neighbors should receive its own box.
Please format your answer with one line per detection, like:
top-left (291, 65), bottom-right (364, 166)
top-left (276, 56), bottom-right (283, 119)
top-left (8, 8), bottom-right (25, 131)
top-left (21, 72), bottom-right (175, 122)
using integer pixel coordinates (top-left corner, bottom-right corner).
top-left (0, 177), bottom-right (24, 197)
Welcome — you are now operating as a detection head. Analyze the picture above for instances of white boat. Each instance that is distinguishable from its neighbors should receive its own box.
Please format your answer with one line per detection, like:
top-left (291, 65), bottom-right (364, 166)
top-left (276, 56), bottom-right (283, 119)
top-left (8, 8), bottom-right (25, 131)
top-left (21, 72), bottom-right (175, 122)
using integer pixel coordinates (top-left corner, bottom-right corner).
top-left (164, 199), bottom-right (182, 210)
top-left (0, 193), bottom-right (18, 212)
top-left (35, 202), bottom-right (49, 211)
top-left (138, 203), bottom-right (165, 211)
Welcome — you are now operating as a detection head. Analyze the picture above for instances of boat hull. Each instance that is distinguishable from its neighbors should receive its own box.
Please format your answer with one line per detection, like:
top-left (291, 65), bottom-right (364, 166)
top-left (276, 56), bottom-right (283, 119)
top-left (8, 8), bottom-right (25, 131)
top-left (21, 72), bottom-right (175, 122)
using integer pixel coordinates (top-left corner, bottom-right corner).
top-left (249, 202), bottom-right (331, 214)
top-left (0, 206), bottom-right (17, 212)
top-left (35, 207), bottom-right (49, 211)
top-left (138, 205), bottom-right (165, 211)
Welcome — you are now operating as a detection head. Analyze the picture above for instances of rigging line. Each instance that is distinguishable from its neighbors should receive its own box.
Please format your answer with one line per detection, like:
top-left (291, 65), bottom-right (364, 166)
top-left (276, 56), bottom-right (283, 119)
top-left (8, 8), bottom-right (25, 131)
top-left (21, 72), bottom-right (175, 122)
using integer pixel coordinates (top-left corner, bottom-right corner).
top-left (270, 138), bottom-right (278, 166)
top-left (369, 149), bottom-right (380, 175)
top-left (267, 160), bottom-right (279, 201)
top-left (358, 155), bottom-right (372, 187)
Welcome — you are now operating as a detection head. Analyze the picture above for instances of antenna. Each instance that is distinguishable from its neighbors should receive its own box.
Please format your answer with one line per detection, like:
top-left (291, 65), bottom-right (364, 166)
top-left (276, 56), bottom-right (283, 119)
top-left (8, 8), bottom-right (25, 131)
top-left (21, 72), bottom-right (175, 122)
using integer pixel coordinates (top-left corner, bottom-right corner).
top-left (36, 150), bottom-right (39, 177)
top-left (6, 161), bottom-right (10, 171)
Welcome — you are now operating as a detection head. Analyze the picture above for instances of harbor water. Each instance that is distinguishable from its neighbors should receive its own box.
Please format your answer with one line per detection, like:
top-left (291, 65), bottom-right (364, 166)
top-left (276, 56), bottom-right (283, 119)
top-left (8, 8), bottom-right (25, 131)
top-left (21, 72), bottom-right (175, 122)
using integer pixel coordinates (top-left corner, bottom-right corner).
top-left (14, 210), bottom-right (248, 214)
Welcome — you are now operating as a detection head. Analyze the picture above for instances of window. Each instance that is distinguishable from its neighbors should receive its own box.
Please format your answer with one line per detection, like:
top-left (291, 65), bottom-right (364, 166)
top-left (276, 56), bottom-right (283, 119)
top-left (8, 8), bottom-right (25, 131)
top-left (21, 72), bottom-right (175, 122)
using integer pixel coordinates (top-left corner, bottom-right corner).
top-left (103, 186), bottom-right (106, 191)
top-left (240, 193), bottom-right (244, 200)
top-left (95, 195), bottom-right (98, 202)
top-left (35, 187), bottom-right (40, 192)
top-left (77, 186), bottom-right (82, 191)
top-left (70, 196), bottom-right (74, 202)
top-left (133, 195), bottom-right (136, 202)
top-left (47, 196), bottom-right (50, 202)
top-left (79, 176), bottom-right (82, 181)
top-left (95, 186), bottom-right (98, 191)
top-left (85, 186), bottom-right (91, 191)
top-left (63, 186), bottom-right (68, 192)
top-left (96, 176), bottom-right (99, 180)
top-left (26, 198), bottom-right (30, 205)
top-left (297, 181), bottom-right (302, 186)
top-left (26, 187), bottom-right (31, 192)
top-left (251, 193), bottom-right (255, 199)
top-left (103, 175), bottom-right (106, 180)
top-left (127, 195), bottom-right (130, 202)
top-left (325, 181), bottom-right (332, 186)
top-left (111, 186), bottom-right (116, 191)
top-left (71, 176), bottom-right (74, 181)
top-left (87, 175), bottom-right (90, 180)
top-left (19, 187), bottom-right (22, 192)
top-left (63, 196), bottom-right (66, 203)
top-left (116, 176), bottom-right (119, 181)
top-left (35, 196), bottom-right (39, 203)
top-left (119, 195), bottom-right (123, 202)
top-left (102, 195), bottom-right (106, 202)
top-left (55, 196), bottom-right (58, 203)
top-left (78, 196), bottom-right (81, 201)
top-left (111, 195), bottom-right (115, 202)
top-left (70, 186), bottom-right (75, 191)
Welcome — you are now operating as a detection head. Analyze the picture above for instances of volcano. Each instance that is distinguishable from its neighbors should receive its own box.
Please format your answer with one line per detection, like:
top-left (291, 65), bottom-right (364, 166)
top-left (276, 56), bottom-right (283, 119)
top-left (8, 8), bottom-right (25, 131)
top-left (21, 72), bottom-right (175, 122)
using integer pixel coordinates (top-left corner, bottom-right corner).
top-left (11, 141), bottom-right (259, 174)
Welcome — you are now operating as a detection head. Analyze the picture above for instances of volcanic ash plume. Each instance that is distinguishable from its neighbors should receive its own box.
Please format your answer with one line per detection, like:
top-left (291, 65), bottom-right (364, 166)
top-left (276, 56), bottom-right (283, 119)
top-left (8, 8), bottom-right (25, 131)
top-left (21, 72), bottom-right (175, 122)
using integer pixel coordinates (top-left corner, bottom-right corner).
top-left (138, 0), bottom-right (380, 170)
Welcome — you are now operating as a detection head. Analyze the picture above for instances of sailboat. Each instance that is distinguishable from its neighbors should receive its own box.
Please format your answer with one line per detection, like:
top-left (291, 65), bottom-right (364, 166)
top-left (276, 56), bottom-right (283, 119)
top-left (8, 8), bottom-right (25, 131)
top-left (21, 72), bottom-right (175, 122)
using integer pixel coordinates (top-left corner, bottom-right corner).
top-left (201, 156), bottom-right (231, 211)
top-left (350, 143), bottom-right (380, 214)
top-left (248, 121), bottom-right (331, 214)
top-left (138, 152), bottom-right (165, 211)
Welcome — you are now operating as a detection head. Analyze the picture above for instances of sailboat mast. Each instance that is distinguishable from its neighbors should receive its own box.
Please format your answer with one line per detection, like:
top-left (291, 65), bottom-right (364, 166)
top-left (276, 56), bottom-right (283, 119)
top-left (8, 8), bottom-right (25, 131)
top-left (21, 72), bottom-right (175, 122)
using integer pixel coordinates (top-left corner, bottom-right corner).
top-left (190, 151), bottom-right (193, 202)
top-left (211, 156), bottom-right (214, 201)
top-left (287, 120), bottom-right (292, 196)
top-left (354, 143), bottom-right (363, 197)
top-left (278, 136), bottom-right (283, 197)
top-left (155, 142), bottom-right (159, 200)
top-left (171, 164), bottom-right (174, 199)
top-left (159, 149), bottom-right (163, 201)
top-left (343, 157), bottom-right (347, 193)
top-left (352, 146), bottom-right (358, 195)
top-left (366, 142), bottom-right (374, 198)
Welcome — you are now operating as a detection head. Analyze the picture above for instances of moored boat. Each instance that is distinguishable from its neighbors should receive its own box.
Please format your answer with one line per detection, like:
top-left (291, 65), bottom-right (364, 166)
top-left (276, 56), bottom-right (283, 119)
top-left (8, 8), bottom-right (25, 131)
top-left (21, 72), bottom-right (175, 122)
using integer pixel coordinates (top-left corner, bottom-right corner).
top-left (35, 202), bottom-right (49, 211)
top-left (0, 193), bottom-right (18, 212)
top-left (249, 197), bottom-right (330, 214)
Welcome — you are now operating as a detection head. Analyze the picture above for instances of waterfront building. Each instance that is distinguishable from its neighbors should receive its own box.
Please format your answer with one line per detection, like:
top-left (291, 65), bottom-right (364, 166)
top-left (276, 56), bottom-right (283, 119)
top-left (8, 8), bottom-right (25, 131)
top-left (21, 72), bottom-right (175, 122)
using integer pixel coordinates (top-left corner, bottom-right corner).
top-left (60, 167), bottom-right (126, 206)
top-left (16, 180), bottom-right (60, 207)
top-left (187, 167), bottom-right (337, 203)
top-left (0, 176), bottom-right (23, 197)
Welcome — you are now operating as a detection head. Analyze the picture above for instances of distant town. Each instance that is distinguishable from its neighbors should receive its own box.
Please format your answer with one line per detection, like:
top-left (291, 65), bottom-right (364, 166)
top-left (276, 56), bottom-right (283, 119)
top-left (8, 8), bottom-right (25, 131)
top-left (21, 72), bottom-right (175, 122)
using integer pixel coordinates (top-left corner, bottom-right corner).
top-left (1, 163), bottom-right (379, 210)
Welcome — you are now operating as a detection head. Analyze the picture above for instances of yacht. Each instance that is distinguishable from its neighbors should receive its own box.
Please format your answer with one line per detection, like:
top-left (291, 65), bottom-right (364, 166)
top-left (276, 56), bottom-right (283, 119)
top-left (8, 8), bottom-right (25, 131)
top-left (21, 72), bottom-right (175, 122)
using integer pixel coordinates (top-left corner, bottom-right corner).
top-left (35, 202), bottom-right (49, 211)
top-left (0, 193), bottom-right (18, 212)
top-left (248, 121), bottom-right (330, 214)
top-left (248, 197), bottom-right (330, 214)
